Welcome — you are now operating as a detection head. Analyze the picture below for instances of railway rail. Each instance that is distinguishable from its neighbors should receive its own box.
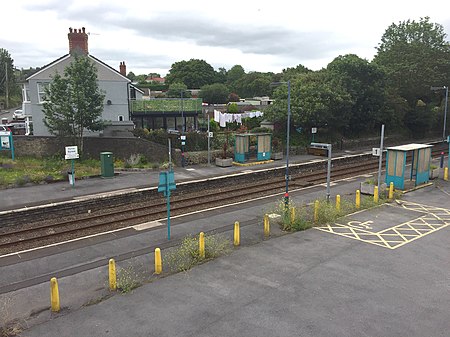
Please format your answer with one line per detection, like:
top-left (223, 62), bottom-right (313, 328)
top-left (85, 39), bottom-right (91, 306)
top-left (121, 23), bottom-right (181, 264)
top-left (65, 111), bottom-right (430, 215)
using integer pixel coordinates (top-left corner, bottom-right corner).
top-left (1, 142), bottom-right (447, 255)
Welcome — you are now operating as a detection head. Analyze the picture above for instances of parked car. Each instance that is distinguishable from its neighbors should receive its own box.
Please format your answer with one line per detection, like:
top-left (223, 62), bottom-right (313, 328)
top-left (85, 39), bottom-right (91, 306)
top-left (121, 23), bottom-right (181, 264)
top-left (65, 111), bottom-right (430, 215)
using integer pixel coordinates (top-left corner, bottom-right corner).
top-left (13, 109), bottom-right (24, 119)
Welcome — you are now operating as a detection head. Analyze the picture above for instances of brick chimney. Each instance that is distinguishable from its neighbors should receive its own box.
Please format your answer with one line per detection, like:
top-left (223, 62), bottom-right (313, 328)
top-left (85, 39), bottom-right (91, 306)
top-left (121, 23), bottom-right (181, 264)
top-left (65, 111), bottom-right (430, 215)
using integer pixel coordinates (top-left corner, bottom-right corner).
top-left (68, 27), bottom-right (88, 55)
top-left (119, 61), bottom-right (127, 76)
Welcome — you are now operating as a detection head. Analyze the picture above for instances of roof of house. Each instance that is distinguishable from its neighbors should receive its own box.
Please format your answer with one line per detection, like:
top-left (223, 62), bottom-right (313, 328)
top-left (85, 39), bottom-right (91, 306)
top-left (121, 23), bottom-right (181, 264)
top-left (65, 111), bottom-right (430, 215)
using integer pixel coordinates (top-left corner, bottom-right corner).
top-left (26, 54), bottom-right (131, 83)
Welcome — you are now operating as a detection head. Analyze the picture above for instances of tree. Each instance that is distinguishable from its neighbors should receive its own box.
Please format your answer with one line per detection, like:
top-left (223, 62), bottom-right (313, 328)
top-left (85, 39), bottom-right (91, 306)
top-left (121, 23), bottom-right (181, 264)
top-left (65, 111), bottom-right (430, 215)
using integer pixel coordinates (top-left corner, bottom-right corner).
top-left (265, 71), bottom-right (353, 135)
top-left (234, 72), bottom-right (274, 98)
top-left (373, 17), bottom-right (450, 135)
top-left (0, 48), bottom-right (17, 108)
top-left (228, 92), bottom-right (240, 102)
top-left (167, 82), bottom-right (191, 98)
top-left (281, 64), bottom-right (312, 81)
top-left (165, 59), bottom-right (217, 88)
top-left (43, 56), bottom-right (105, 153)
top-left (199, 83), bottom-right (229, 104)
top-left (327, 54), bottom-right (386, 135)
top-left (227, 65), bottom-right (245, 84)
top-left (374, 17), bottom-right (450, 104)
top-left (127, 71), bottom-right (136, 81)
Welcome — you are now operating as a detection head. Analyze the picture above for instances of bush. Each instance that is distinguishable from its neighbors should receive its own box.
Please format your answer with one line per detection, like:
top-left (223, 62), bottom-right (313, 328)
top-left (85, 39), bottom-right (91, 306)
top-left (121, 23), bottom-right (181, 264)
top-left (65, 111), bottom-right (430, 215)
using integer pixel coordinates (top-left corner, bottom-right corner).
top-left (164, 234), bottom-right (231, 272)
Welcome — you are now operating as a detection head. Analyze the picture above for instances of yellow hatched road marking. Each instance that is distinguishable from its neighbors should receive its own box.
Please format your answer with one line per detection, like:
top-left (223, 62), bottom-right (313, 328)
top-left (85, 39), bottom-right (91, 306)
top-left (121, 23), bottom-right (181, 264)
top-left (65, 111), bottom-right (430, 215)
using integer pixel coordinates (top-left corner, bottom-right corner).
top-left (315, 201), bottom-right (450, 249)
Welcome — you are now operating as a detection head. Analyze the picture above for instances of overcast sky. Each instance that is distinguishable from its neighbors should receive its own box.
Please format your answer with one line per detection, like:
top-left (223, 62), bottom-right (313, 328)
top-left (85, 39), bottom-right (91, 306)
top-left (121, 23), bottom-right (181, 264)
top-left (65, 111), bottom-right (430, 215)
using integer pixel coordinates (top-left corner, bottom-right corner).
top-left (2, 0), bottom-right (450, 77)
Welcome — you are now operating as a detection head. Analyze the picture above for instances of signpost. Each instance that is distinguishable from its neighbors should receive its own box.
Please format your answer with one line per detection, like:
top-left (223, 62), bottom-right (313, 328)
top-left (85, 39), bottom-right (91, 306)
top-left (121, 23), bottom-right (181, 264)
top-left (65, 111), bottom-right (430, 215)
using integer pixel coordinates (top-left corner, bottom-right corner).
top-left (311, 142), bottom-right (332, 201)
top-left (65, 146), bottom-right (79, 187)
top-left (311, 127), bottom-right (317, 142)
top-left (158, 170), bottom-right (176, 240)
top-left (0, 130), bottom-right (14, 160)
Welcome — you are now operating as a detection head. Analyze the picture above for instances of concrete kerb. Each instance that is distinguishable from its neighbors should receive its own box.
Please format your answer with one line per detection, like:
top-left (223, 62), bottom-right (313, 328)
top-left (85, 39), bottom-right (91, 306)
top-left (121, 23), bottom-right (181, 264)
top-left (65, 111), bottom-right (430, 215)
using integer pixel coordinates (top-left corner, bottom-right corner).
top-left (0, 215), bottom-right (287, 332)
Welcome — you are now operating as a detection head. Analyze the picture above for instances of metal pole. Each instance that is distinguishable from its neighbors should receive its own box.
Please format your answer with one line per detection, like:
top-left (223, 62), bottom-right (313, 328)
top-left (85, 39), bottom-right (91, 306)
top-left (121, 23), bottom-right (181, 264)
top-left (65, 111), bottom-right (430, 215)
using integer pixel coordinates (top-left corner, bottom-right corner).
top-left (284, 80), bottom-right (291, 209)
top-left (167, 188), bottom-right (171, 240)
top-left (181, 91), bottom-right (185, 168)
top-left (207, 115), bottom-right (211, 166)
top-left (377, 124), bottom-right (385, 193)
top-left (168, 137), bottom-right (172, 171)
top-left (443, 86), bottom-right (448, 141)
top-left (326, 144), bottom-right (331, 202)
top-left (5, 63), bottom-right (9, 109)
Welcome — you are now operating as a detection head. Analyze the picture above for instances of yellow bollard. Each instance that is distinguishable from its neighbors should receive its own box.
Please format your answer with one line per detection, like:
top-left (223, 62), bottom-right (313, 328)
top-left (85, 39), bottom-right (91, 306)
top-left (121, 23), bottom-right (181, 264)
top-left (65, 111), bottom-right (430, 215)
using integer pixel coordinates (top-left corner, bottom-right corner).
top-left (445, 167), bottom-right (449, 181)
top-left (50, 277), bottom-right (60, 312)
top-left (314, 200), bottom-right (319, 223)
top-left (290, 207), bottom-right (296, 224)
top-left (389, 182), bottom-right (394, 200)
top-left (199, 232), bottom-right (205, 259)
top-left (264, 214), bottom-right (270, 237)
top-left (336, 195), bottom-right (341, 212)
top-left (155, 248), bottom-right (162, 275)
top-left (234, 221), bottom-right (240, 246)
top-left (109, 258), bottom-right (116, 291)
top-left (356, 190), bottom-right (360, 209)
top-left (374, 186), bottom-right (379, 203)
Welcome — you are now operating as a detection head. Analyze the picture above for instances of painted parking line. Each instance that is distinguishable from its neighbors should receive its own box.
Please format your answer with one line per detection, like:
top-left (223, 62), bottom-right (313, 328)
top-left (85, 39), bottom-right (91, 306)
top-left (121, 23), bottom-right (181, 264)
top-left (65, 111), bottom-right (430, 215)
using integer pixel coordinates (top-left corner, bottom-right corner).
top-left (315, 200), bottom-right (450, 249)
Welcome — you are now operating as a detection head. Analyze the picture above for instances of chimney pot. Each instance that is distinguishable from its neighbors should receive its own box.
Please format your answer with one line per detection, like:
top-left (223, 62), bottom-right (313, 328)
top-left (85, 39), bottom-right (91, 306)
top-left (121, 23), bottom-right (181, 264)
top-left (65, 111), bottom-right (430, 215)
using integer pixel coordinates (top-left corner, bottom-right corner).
top-left (119, 61), bottom-right (127, 76)
top-left (68, 27), bottom-right (89, 55)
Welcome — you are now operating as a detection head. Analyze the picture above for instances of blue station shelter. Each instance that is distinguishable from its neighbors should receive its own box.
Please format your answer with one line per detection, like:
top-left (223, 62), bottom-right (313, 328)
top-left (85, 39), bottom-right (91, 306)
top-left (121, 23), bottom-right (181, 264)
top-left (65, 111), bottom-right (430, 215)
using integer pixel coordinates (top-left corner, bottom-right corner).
top-left (385, 143), bottom-right (432, 190)
top-left (234, 133), bottom-right (272, 163)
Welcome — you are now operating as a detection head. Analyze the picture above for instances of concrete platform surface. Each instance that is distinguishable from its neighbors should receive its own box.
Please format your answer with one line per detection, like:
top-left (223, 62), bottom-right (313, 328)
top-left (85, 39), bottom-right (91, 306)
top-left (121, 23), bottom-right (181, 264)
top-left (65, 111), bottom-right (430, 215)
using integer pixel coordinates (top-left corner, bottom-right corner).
top-left (11, 180), bottom-right (450, 337)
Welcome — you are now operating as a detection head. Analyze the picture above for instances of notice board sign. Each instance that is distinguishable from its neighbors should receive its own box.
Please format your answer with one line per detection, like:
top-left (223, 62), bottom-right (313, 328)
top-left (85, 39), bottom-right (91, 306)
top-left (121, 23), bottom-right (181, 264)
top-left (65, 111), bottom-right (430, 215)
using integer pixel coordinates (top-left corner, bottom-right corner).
top-left (65, 146), bottom-right (79, 160)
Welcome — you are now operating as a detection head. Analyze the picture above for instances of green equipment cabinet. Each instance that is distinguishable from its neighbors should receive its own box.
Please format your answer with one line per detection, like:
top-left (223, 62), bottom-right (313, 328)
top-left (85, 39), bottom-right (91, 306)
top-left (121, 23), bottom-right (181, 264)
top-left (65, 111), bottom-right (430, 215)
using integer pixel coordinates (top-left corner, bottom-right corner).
top-left (100, 152), bottom-right (114, 178)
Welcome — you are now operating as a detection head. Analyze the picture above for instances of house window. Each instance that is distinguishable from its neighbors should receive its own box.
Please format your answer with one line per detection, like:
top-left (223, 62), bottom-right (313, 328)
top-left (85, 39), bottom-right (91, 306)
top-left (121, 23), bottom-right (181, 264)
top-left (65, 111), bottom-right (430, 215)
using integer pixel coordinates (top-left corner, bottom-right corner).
top-left (118, 115), bottom-right (124, 122)
top-left (22, 86), bottom-right (30, 102)
top-left (37, 82), bottom-right (49, 103)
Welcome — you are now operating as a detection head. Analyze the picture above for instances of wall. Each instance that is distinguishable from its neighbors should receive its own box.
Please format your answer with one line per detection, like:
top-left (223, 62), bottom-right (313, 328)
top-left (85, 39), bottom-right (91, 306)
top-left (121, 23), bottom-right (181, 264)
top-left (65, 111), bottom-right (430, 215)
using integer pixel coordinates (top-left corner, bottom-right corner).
top-left (12, 136), bottom-right (170, 163)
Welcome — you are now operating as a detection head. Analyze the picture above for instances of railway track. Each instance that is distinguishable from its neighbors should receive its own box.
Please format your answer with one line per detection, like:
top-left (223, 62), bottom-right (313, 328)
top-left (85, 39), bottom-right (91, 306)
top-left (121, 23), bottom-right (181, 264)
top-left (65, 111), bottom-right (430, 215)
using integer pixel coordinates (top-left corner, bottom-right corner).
top-left (0, 143), bottom-right (447, 255)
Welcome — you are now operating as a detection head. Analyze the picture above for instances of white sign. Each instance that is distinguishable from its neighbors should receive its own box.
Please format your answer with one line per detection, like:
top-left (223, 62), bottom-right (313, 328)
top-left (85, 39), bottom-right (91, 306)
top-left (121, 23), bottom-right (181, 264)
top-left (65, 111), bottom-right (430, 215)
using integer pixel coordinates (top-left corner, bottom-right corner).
top-left (372, 148), bottom-right (381, 156)
top-left (65, 146), bottom-right (79, 160)
top-left (311, 127), bottom-right (317, 134)
top-left (208, 132), bottom-right (213, 138)
top-left (1, 136), bottom-right (10, 149)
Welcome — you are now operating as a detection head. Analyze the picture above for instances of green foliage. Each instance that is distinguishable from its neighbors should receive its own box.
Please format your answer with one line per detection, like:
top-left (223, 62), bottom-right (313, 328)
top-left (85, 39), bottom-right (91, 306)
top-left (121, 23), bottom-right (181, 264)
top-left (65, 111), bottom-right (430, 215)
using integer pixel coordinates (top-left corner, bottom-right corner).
top-left (166, 59), bottom-right (217, 88)
top-left (0, 48), bottom-right (21, 108)
top-left (374, 17), bottom-right (450, 134)
top-left (135, 82), bottom-right (168, 91)
top-left (199, 83), bottom-right (230, 104)
top-left (164, 234), bottom-right (231, 272)
top-left (116, 264), bottom-right (142, 293)
top-left (228, 102), bottom-right (239, 113)
top-left (233, 72), bottom-right (275, 98)
top-left (167, 82), bottom-right (191, 98)
top-left (42, 56), bottom-right (105, 153)
top-left (131, 98), bottom-right (202, 113)
top-left (327, 54), bottom-right (387, 135)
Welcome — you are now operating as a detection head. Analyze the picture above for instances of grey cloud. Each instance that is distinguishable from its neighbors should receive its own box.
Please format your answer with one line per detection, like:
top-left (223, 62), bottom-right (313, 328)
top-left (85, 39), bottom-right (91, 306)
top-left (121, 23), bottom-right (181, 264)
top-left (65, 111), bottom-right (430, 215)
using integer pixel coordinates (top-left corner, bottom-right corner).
top-left (47, 5), bottom-right (350, 62)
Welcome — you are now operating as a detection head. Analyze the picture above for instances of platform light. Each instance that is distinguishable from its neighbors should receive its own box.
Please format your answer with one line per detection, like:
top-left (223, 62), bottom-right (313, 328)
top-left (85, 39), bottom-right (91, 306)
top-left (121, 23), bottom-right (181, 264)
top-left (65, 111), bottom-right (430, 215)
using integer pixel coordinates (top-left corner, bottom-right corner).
top-left (271, 80), bottom-right (291, 209)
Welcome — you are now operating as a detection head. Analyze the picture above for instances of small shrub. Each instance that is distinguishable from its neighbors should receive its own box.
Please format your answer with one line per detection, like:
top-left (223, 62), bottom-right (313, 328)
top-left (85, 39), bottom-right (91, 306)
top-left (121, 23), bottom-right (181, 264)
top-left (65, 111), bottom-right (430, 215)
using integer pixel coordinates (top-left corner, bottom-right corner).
top-left (116, 265), bottom-right (142, 293)
top-left (164, 234), bottom-right (231, 272)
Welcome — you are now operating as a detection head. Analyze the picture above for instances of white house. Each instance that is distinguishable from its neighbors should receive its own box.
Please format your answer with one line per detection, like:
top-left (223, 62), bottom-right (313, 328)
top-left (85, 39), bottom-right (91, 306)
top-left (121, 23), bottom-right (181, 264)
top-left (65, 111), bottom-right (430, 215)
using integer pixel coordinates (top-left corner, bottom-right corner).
top-left (22, 27), bottom-right (143, 136)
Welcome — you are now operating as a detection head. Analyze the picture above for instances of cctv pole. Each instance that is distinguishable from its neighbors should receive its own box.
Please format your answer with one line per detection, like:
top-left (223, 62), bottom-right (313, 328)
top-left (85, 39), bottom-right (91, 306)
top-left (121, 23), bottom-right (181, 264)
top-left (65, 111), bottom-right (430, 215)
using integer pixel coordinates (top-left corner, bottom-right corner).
top-left (377, 124), bottom-right (385, 193)
top-left (207, 115), bottom-right (211, 166)
top-left (5, 63), bottom-right (9, 109)
top-left (443, 86), bottom-right (448, 141)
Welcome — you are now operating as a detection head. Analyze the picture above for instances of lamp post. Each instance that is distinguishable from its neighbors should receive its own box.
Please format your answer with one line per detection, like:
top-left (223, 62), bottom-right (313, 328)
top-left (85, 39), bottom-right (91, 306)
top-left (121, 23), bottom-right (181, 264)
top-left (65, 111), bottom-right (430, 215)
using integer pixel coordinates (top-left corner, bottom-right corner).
top-left (431, 86), bottom-right (449, 141)
top-left (180, 90), bottom-right (185, 167)
top-left (271, 80), bottom-right (292, 209)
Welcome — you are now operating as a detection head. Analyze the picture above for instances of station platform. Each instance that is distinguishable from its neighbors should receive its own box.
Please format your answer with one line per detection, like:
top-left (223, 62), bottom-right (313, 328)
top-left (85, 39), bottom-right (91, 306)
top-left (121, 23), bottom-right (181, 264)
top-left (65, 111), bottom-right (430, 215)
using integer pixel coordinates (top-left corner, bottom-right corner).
top-left (0, 152), bottom-right (353, 212)
top-left (4, 170), bottom-right (450, 337)
top-left (2, 147), bottom-right (450, 336)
